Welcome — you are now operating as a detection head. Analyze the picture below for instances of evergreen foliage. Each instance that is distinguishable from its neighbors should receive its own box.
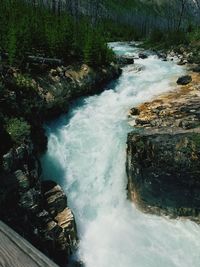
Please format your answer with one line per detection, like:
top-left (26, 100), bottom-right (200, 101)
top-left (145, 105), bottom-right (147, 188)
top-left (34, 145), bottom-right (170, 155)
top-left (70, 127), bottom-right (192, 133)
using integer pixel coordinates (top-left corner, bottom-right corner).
top-left (6, 118), bottom-right (31, 144)
top-left (0, 0), bottom-right (199, 65)
top-left (0, 0), bottom-right (115, 67)
top-left (83, 29), bottom-right (115, 66)
top-left (15, 74), bottom-right (36, 91)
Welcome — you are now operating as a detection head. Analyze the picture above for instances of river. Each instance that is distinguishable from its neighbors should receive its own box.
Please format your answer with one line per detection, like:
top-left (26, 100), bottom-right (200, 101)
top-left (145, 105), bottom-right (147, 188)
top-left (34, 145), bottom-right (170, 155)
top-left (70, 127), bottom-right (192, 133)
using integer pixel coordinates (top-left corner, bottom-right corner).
top-left (41, 42), bottom-right (200, 267)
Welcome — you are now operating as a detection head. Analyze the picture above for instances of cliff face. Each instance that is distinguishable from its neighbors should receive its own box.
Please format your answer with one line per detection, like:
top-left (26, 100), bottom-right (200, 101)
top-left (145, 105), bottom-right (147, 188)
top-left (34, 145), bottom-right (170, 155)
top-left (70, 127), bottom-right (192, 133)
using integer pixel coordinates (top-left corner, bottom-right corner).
top-left (127, 72), bottom-right (200, 222)
top-left (127, 131), bottom-right (200, 220)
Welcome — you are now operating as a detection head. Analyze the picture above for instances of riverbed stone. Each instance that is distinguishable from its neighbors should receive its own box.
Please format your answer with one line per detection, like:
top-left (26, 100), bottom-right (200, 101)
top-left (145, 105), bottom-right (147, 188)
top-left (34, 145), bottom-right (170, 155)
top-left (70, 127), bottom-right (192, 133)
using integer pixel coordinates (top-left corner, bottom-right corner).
top-left (130, 107), bottom-right (140, 116)
top-left (116, 55), bottom-right (134, 66)
top-left (177, 75), bottom-right (192, 85)
top-left (138, 52), bottom-right (148, 59)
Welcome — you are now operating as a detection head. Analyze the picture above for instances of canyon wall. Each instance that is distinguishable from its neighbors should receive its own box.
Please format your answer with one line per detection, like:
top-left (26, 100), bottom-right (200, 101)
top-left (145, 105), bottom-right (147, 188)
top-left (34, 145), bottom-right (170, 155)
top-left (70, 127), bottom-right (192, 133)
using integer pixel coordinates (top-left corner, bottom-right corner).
top-left (0, 61), bottom-right (121, 265)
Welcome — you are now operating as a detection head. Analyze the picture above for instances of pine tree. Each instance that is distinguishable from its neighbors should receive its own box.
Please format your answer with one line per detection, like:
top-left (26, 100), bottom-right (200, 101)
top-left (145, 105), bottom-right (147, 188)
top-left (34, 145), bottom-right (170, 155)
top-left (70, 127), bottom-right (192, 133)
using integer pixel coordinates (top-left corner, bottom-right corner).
top-left (7, 27), bottom-right (17, 65)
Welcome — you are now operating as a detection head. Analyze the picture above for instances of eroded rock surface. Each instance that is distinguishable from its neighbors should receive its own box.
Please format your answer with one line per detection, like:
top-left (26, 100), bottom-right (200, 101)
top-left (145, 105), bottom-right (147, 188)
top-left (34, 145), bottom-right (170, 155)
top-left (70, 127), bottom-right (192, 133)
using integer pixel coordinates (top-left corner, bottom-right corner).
top-left (127, 72), bottom-right (200, 222)
top-left (127, 131), bottom-right (200, 221)
top-left (0, 143), bottom-right (77, 266)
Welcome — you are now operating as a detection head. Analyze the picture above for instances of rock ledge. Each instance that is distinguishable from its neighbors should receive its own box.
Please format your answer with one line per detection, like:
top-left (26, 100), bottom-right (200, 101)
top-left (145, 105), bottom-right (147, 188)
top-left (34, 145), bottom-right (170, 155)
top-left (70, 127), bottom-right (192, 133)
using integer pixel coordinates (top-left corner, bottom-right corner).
top-left (127, 72), bottom-right (200, 222)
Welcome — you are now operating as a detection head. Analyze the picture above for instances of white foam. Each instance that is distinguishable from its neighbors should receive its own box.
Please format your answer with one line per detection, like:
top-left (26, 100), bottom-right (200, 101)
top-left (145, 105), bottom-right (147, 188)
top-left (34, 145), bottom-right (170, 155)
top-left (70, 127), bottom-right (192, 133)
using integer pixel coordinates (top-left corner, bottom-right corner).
top-left (41, 43), bottom-right (200, 267)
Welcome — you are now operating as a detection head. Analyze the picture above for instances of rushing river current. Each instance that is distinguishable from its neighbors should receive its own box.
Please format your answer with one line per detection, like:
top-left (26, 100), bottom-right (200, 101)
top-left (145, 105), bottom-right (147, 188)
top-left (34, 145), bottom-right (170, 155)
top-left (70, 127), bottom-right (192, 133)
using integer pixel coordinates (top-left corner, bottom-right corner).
top-left (41, 43), bottom-right (200, 267)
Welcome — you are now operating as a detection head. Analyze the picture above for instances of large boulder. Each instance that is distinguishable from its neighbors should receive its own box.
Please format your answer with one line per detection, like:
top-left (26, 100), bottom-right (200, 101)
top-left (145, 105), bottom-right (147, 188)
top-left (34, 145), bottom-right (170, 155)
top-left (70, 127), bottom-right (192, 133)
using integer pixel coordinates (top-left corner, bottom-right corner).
top-left (156, 52), bottom-right (167, 61)
top-left (138, 52), bottom-right (148, 59)
top-left (127, 131), bottom-right (200, 220)
top-left (177, 75), bottom-right (192, 85)
top-left (116, 55), bottom-right (134, 66)
top-left (42, 180), bottom-right (67, 216)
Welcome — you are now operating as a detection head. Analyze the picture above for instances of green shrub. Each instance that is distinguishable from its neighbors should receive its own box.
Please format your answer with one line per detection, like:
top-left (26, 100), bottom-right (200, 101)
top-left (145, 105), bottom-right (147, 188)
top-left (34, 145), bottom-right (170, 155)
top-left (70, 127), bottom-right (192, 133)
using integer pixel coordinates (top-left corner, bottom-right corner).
top-left (15, 74), bottom-right (36, 90)
top-left (189, 28), bottom-right (200, 43)
top-left (6, 118), bottom-right (31, 144)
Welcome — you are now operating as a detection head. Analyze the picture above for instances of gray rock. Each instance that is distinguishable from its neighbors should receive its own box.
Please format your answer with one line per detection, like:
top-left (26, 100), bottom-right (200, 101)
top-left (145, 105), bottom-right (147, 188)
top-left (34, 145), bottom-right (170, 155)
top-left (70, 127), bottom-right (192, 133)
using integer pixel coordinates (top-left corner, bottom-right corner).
top-left (116, 55), bottom-right (134, 66)
top-left (19, 188), bottom-right (40, 212)
top-left (177, 60), bottom-right (186, 66)
top-left (177, 75), bottom-right (192, 85)
top-left (2, 150), bottom-right (14, 172)
top-left (14, 170), bottom-right (30, 192)
top-left (138, 53), bottom-right (148, 59)
top-left (157, 52), bottom-right (167, 61)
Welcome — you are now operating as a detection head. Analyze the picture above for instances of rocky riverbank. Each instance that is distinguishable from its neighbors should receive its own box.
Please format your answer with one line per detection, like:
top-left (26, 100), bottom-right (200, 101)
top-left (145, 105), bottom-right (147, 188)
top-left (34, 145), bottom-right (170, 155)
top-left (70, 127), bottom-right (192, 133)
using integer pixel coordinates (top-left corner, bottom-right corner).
top-left (143, 40), bottom-right (200, 66)
top-left (0, 61), bottom-right (121, 265)
top-left (127, 64), bottom-right (200, 223)
top-left (1, 142), bottom-right (77, 266)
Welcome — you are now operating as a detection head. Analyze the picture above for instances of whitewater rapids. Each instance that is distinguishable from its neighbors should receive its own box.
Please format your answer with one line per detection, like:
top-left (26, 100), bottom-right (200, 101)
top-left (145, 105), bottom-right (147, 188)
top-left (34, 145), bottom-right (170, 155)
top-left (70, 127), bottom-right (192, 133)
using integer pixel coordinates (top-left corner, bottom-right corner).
top-left (41, 43), bottom-right (200, 267)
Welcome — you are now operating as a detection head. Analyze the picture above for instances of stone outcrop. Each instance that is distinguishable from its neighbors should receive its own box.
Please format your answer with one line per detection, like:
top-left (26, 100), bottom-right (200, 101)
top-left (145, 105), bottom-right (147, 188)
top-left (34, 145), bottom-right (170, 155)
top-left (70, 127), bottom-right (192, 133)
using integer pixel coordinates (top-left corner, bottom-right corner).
top-left (116, 55), bottom-right (134, 66)
top-left (38, 63), bottom-right (121, 119)
top-left (127, 131), bottom-right (200, 221)
top-left (1, 63), bottom-right (121, 122)
top-left (0, 143), bottom-right (77, 266)
top-left (159, 43), bottom-right (200, 65)
top-left (127, 72), bottom-right (200, 222)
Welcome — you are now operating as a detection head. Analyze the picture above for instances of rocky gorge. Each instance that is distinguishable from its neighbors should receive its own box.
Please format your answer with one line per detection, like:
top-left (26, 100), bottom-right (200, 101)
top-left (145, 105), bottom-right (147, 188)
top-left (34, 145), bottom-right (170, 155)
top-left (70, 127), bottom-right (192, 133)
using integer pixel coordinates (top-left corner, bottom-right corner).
top-left (0, 60), bottom-right (121, 266)
top-left (40, 42), bottom-right (200, 267)
top-left (1, 41), bottom-right (200, 267)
